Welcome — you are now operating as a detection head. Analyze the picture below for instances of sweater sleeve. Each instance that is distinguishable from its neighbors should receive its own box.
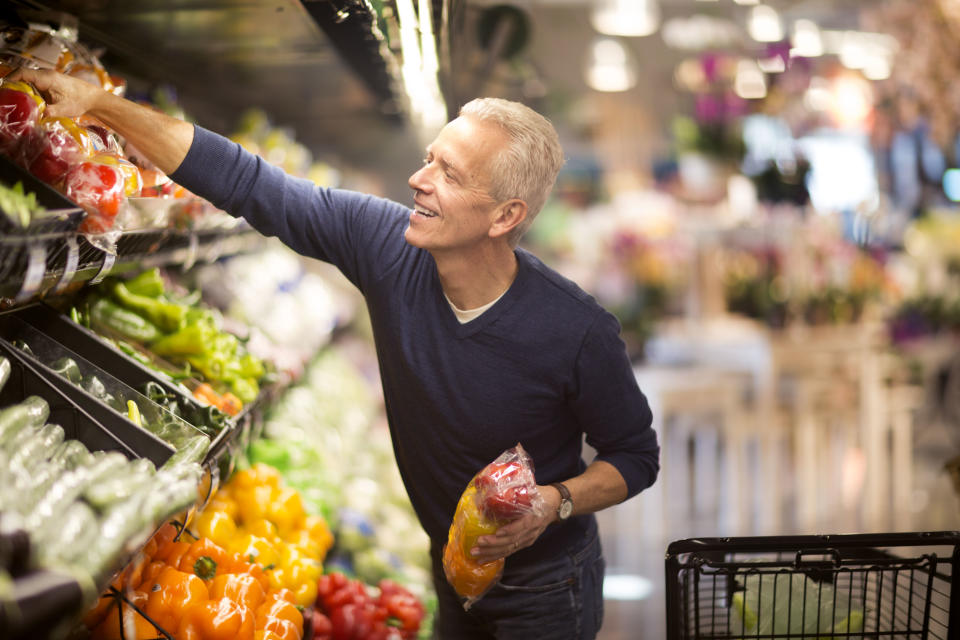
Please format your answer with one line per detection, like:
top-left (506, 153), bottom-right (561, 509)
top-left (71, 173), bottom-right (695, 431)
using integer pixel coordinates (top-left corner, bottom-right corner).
top-left (169, 125), bottom-right (409, 291)
top-left (571, 311), bottom-right (660, 499)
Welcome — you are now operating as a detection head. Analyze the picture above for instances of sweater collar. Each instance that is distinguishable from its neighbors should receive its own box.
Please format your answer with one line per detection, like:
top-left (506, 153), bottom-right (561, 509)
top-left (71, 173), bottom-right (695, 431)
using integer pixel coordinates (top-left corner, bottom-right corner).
top-left (435, 249), bottom-right (530, 338)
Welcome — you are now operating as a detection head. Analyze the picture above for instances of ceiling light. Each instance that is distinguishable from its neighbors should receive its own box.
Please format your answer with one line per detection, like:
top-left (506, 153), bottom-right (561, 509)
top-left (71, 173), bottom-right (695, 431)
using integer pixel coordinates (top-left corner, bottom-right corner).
top-left (757, 56), bottom-right (786, 73)
top-left (591, 0), bottom-right (660, 38)
top-left (396, 0), bottom-right (446, 142)
top-left (585, 37), bottom-right (636, 92)
top-left (662, 14), bottom-right (742, 51)
top-left (830, 75), bottom-right (873, 127)
top-left (839, 31), bottom-right (868, 70)
top-left (747, 5), bottom-right (783, 43)
top-left (733, 0), bottom-right (760, 5)
top-left (791, 19), bottom-right (823, 57)
top-left (804, 76), bottom-right (831, 111)
top-left (862, 56), bottom-right (891, 80)
top-left (734, 59), bottom-right (767, 99)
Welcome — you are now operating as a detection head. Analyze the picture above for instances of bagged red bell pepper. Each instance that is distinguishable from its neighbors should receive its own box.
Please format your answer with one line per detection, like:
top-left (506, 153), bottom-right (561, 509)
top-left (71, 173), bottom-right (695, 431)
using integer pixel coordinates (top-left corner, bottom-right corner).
top-left (442, 443), bottom-right (546, 609)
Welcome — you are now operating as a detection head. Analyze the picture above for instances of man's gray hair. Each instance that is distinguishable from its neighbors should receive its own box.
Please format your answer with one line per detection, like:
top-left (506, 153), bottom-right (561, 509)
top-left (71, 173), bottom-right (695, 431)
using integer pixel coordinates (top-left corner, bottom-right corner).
top-left (459, 98), bottom-right (565, 246)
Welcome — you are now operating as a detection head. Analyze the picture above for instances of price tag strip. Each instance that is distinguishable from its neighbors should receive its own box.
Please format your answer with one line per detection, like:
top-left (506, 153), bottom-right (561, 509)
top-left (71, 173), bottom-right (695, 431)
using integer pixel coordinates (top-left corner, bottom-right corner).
top-left (53, 234), bottom-right (80, 295)
top-left (182, 233), bottom-right (200, 271)
top-left (89, 250), bottom-right (116, 285)
top-left (14, 243), bottom-right (47, 304)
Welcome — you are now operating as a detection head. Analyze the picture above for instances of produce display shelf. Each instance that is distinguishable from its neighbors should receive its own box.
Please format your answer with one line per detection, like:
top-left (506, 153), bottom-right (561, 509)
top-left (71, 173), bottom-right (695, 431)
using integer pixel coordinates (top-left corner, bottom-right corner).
top-left (0, 225), bottom-right (265, 303)
top-left (0, 341), bottom-right (135, 640)
top-left (6, 302), bottom-right (247, 469)
top-left (0, 314), bottom-right (179, 467)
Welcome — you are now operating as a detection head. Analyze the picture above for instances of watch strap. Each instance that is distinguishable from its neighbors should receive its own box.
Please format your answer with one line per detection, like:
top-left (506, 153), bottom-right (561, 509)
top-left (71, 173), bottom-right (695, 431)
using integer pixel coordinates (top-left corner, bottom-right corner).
top-left (550, 481), bottom-right (573, 520)
top-left (550, 482), bottom-right (571, 502)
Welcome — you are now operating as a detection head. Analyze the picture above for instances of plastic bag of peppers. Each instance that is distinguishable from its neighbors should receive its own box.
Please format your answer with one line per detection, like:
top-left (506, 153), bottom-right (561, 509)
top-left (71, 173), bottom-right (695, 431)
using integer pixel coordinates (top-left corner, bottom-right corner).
top-left (311, 573), bottom-right (425, 640)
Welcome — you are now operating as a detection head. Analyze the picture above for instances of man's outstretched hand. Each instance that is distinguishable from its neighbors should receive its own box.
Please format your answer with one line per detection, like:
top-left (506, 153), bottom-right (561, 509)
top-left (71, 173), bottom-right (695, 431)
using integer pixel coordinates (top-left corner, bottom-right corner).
top-left (7, 67), bottom-right (102, 119)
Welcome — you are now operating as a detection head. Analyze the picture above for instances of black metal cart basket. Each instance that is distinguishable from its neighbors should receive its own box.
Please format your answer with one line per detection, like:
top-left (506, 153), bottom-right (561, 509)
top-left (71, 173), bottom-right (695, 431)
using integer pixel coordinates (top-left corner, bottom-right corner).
top-left (665, 531), bottom-right (960, 639)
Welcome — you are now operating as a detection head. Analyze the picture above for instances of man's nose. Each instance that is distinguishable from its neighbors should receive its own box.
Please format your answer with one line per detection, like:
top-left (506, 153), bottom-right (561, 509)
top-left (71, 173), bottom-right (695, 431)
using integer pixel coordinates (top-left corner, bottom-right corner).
top-left (408, 166), bottom-right (432, 192)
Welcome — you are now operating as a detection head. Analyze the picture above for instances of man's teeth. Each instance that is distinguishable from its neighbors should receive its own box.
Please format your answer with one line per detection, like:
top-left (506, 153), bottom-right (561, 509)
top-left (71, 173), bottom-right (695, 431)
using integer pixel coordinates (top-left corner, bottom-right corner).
top-left (415, 205), bottom-right (438, 217)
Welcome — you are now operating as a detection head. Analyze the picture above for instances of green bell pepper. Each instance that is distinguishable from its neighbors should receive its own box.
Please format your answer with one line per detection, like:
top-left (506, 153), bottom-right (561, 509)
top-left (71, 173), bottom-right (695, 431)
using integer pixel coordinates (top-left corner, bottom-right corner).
top-left (110, 281), bottom-right (186, 332)
top-left (123, 268), bottom-right (165, 298)
top-left (90, 297), bottom-right (162, 343)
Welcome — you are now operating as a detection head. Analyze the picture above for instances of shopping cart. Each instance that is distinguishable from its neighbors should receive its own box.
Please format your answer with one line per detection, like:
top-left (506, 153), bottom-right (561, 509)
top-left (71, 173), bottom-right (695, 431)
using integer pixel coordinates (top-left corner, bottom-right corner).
top-left (665, 531), bottom-right (960, 639)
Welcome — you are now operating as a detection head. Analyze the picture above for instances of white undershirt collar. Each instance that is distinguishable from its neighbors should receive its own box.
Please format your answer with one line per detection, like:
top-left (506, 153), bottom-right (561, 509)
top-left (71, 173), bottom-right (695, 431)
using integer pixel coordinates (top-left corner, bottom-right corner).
top-left (444, 289), bottom-right (508, 323)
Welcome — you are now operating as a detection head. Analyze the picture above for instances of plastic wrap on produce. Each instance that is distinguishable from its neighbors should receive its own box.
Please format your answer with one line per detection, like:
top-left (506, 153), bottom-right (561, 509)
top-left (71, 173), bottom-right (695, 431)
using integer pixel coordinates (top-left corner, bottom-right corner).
top-left (442, 443), bottom-right (545, 610)
top-left (23, 116), bottom-right (96, 186)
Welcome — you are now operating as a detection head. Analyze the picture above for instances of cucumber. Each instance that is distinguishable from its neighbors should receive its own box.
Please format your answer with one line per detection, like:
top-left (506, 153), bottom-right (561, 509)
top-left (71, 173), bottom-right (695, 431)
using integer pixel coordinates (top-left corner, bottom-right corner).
top-left (0, 396), bottom-right (49, 445)
top-left (142, 465), bottom-right (203, 523)
top-left (129, 458), bottom-right (156, 475)
top-left (34, 500), bottom-right (99, 567)
top-left (84, 451), bottom-right (131, 486)
top-left (83, 458), bottom-right (155, 511)
top-left (23, 465), bottom-right (94, 533)
top-left (2, 421), bottom-right (41, 457)
top-left (160, 434), bottom-right (210, 470)
top-left (81, 493), bottom-right (151, 581)
top-left (9, 423), bottom-right (65, 470)
top-left (0, 357), bottom-right (10, 393)
top-left (49, 439), bottom-right (94, 470)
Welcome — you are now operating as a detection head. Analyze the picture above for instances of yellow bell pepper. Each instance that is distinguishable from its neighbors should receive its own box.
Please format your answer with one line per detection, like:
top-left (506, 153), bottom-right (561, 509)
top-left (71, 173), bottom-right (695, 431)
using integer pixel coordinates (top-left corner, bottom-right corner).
top-left (194, 509), bottom-right (238, 548)
top-left (245, 518), bottom-right (280, 541)
top-left (304, 515), bottom-right (334, 555)
top-left (235, 485), bottom-right (274, 524)
top-left (229, 534), bottom-right (281, 569)
top-left (268, 487), bottom-right (305, 534)
top-left (206, 492), bottom-right (240, 521)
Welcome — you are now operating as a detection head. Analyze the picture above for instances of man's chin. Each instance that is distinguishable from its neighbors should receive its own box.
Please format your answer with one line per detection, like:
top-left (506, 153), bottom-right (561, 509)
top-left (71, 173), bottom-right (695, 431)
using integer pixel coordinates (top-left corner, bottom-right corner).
top-left (403, 225), bottom-right (426, 248)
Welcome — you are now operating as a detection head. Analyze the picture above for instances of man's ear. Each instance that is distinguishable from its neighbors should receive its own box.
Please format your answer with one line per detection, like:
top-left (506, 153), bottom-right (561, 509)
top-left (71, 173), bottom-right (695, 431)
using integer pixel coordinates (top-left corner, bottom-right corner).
top-left (490, 199), bottom-right (527, 239)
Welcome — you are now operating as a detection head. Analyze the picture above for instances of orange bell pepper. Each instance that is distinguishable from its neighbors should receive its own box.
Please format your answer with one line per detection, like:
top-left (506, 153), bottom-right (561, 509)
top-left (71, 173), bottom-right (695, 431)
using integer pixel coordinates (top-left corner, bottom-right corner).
top-left (134, 561), bottom-right (166, 592)
top-left (176, 597), bottom-right (255, 640)
top-left (257, 618), bottom-right (300, 640)
top-left (90, 590), bottom-right (156, 640)
top-left (254, 598), bottom-right (303, 637)
top-left (144, 566), bottom-right (209, 633)
top-left (154, 538), bottom-right (192, 568)
top-left (264, 588), bottom-right (296, 606)
top-left (209, 573), bottom-right (266, 611)
top-left (179, 538), bottom-right (235, 581)
top-left (82, 592), bottom-right (118, 630)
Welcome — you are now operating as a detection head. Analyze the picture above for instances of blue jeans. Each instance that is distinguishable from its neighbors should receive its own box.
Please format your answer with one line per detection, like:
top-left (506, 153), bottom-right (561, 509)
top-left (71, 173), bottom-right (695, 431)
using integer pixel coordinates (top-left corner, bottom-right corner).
top-left (431, 530), bottom-right (605, 639)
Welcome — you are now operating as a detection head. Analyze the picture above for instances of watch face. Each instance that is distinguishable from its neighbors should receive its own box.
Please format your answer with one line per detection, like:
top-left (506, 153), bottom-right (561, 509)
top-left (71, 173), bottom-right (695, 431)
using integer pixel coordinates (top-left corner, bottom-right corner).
top-left (558, 500), bottom-right (573, 520)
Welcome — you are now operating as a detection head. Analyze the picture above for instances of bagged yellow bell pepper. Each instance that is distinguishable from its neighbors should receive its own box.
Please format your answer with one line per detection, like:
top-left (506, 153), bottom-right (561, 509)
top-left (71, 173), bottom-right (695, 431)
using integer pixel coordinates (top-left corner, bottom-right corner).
top-left (442, 443), bottom-right (545, 609)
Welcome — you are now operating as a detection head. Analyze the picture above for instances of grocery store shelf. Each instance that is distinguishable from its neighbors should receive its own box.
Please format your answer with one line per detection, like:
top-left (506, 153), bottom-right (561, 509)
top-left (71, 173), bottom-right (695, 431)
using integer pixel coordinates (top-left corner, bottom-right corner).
top-left (6, 0), bottom-right (424, 146)
top-left (0, 225), bottom-right (267, 305)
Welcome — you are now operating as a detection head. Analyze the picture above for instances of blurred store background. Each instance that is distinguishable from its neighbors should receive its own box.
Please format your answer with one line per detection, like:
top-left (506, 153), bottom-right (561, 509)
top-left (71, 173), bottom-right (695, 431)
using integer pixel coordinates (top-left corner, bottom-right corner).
top-left (3, 0), bottom-right (960, 638)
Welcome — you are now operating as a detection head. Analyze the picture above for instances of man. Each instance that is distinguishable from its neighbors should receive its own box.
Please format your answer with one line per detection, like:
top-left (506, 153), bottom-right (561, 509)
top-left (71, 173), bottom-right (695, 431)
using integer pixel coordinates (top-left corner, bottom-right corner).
top-left (11, 67), bottom-right (659, 639)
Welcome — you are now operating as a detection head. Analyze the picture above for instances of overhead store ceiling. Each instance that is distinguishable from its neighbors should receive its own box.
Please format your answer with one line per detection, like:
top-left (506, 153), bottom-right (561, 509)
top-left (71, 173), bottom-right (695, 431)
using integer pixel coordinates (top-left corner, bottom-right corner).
top-left (5, 0), bottom-right (437, 201)
top-left (445, 0), bottom-right (874, 163)
top-left (3, 0), bottom-right (893, 199)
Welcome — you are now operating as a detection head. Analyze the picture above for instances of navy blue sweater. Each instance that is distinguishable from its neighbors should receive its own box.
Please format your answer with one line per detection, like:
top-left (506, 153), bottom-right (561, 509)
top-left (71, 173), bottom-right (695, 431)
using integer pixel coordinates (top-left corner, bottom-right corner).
top-left (171, 126), bottom-right (660, 562)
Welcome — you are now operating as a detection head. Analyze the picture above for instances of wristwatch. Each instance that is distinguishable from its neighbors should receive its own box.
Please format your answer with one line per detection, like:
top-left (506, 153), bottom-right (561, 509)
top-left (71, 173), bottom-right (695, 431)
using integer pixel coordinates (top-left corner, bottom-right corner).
top-left (550, 482), bottom-right (574, 521)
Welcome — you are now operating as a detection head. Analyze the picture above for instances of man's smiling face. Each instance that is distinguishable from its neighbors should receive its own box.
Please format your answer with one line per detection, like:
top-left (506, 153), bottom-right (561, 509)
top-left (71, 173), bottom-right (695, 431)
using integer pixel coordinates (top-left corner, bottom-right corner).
top-left (405, 115), bottom-right (510, 254)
